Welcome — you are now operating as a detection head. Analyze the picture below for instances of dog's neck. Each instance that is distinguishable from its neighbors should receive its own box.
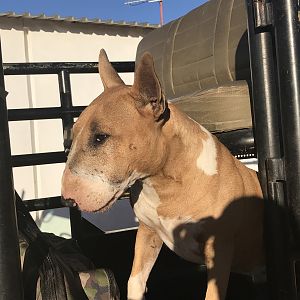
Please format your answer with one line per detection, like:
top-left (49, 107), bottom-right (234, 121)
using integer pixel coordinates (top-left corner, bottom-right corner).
top-left (145, 103), bottom-right (218, 193)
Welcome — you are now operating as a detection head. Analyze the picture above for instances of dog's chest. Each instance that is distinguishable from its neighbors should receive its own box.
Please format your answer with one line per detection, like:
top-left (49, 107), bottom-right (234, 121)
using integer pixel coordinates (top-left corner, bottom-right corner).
top-left (133, 183), bottom-right (203, 263)
top-left (132, 183), bottom-right (161, 228)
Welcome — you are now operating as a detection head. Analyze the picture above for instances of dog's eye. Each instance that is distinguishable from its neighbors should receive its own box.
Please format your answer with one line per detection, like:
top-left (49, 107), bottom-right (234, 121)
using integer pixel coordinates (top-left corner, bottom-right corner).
top-left (93, 133), bottom-right (109, 145)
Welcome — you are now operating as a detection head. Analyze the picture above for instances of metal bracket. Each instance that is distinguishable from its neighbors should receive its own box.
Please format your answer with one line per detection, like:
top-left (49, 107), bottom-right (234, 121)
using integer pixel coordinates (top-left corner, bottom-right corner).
top-left (63, 126), bottom-right (73, 155)
top-left (266, 158), bottom-right (286, 206)
top-left (266, 157), bottom-right (286, 182)
top-left (253, 0), bottom-right (273, 28)
top-left (0, 87), bottom-right (8, 101)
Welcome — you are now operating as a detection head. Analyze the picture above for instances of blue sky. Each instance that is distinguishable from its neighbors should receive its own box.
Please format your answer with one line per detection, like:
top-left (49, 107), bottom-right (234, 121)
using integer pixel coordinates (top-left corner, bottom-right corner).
top-left (0, 0), bottom-right (207, 25)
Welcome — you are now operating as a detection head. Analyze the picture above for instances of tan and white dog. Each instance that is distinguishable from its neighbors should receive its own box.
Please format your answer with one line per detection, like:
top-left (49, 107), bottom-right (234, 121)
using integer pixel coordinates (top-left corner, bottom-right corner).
top-left (61, 49), bottom-right (264, 300)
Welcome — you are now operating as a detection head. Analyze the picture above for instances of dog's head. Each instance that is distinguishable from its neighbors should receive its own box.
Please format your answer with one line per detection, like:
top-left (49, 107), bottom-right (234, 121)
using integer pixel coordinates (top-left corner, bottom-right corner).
top-left (61, 49), bottom-right (168, 212)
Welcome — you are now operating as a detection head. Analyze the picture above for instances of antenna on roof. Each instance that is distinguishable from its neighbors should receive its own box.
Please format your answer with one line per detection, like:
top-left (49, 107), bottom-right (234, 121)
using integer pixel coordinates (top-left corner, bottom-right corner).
top-left (124, 0), bottom-right (164, 26)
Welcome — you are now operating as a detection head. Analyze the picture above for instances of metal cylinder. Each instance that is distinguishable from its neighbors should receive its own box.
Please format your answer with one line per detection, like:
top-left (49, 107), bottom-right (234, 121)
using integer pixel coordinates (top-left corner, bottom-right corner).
top-left (272, 0), bottom-right (300, 244)
top-left (0, 40), bottom-right (23, 299)
top-left (245, 1), bottom-right (281, 193)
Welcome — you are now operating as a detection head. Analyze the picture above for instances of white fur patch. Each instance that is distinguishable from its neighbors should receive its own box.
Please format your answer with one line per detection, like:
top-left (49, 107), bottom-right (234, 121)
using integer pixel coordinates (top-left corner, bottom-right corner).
top-left (133, 181), bottom-right (161, 229)
top-left (133, 180), bottom-right (201, 263)
top-left (196, 124), bottom-right (218, 176)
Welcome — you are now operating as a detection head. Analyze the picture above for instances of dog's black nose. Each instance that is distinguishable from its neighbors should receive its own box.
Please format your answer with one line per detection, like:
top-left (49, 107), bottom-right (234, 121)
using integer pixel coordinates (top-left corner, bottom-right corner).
top-left (61, 196), bottom-right (77, 208)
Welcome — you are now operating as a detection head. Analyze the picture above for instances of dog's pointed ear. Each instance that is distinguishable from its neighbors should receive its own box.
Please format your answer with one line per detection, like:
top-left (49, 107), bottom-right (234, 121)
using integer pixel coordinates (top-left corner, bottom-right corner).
top-left (133, 52), bottom-right (166, 120)
top-left (98, 49), bottom-right (125, 89)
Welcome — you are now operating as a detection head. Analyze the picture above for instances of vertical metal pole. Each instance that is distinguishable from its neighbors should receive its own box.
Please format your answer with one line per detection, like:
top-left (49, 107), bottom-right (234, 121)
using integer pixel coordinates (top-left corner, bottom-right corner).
top-left (0, 40), bottom-right (23, 299)
top-left (245, 0), bottom-right (282, 193)
top-left (272, 0), bottom-right (300, 245)
top-left (159, 0), bottom-right (164, 26)
top-left (245, 1), bottom-right (295, 299)
top-left (58, 71), bottom-right (82, 241)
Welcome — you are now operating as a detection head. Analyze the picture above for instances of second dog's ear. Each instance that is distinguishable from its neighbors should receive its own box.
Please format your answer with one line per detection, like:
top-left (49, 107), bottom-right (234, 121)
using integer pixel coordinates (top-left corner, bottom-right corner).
top-left (98, 49), bottom-right (125, 89)
top-left (133, 52), bottom-right (166, 120)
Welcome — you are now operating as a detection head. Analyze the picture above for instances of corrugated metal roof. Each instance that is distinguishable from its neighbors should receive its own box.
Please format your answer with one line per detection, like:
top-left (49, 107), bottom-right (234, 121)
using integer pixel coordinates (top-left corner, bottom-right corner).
top-left (0, 11), bottom-right (160, 29)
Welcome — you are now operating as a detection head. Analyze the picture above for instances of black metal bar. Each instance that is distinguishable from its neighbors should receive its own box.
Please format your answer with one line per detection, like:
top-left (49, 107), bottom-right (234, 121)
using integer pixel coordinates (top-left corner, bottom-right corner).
top-left (12, 151), bottom-right (66, 167)
top-left (58, 70), bottom-right (82, 241)
top-left (3, 61), bottom-right (135, 75)
top-left (246, 1), bottom-right (282, 194)
top-left (272, 0), bottom-right (300, 245)
top-left (215, 128), bottom-right (255, 158)
top-left (7, 112), bottom-right (255, 158)
top-left (9, 130), bottom-right (255, 168)
top-left (23, 196), bottom-right (64, 211)
top-left (245, 0), bottom-right (294, 299)
top-left (58, 71), bottom-right (74, 128)
top-left (23, 193), bottom-right (131, 211)
top-left (0, 39), bottom-right (23, 299)
top-left (8, 106), bottom-right (86, 121)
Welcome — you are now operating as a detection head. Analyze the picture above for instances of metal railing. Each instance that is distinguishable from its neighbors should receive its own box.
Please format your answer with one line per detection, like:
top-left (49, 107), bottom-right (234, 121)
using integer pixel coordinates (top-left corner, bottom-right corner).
top-left (246, 0), bottom-right (300, 299)
top-left (3, 61), bottom-right (135, 240)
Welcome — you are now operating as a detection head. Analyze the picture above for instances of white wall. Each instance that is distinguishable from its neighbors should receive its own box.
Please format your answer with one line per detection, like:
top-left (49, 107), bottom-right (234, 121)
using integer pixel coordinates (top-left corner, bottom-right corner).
top-left (1, 17), bottom-right (153, 236)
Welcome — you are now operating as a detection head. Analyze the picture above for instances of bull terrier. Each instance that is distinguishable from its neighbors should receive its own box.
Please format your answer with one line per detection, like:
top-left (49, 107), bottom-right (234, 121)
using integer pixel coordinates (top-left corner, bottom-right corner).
top-left (61, 49), bottom-right (264, 300)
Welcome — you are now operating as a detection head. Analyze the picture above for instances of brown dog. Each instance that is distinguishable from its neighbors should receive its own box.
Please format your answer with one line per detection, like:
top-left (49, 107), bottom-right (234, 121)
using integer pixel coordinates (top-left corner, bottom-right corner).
top-left (61, 49), bottom-right (264, 300)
